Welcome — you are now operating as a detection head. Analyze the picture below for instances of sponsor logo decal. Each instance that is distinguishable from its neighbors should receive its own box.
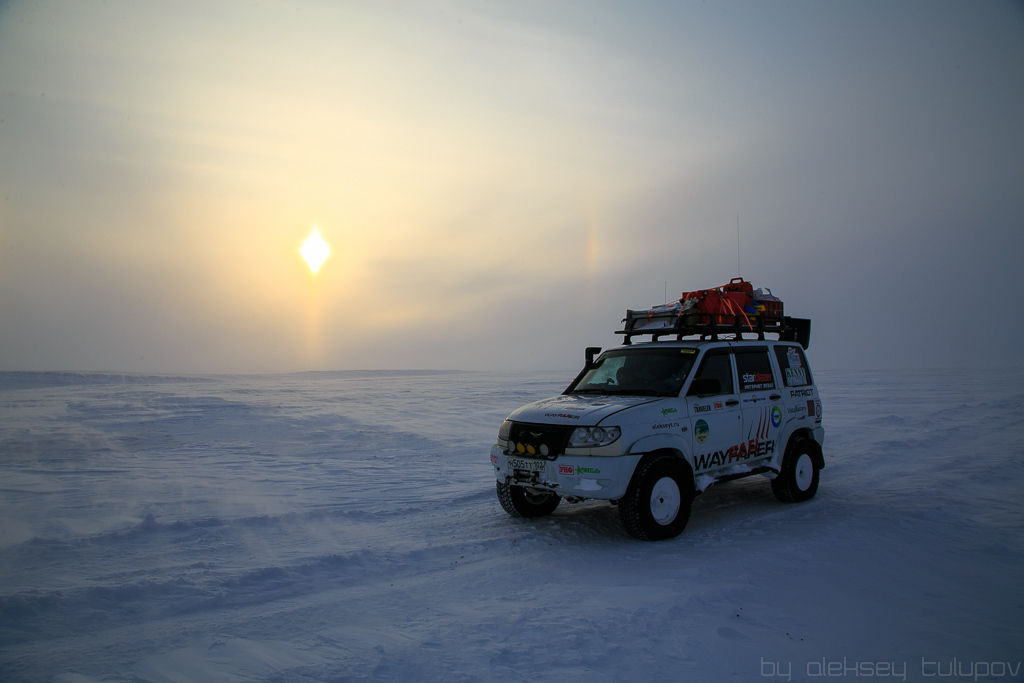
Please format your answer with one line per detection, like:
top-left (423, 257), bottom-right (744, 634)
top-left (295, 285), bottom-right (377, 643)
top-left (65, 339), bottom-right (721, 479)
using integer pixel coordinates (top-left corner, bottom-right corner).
top-left (743, 395), bottom-right (763, 404)
top-left (652, 422), bottom-right (680, 430)
top-left (714, 401), bottom-right (723, 410)
top-left (787, 346), bottom-right (802, 368)
top-left (785, 367), bottom-right (808, 386)
top-left (559, 464), bottom-right (601, 475)
top-left (790, 388), bottom-right (813, 398)
top-left (692, 404), bottom-right (711, 413)
top-left (661, 407), bottom-right (678, 416)
top-left (694, 419), bottom-right (709, 444)
top-left (748, 405), bottom-right (777, 441)
top-left (694, 438), bottom-right (776, 471)
top-left (490, 454), bottom-right (498, 465)
top-left (544, 412), bottom-right (580, 419)
top-left (741, 372), bottom-right (774, 391)
top-left (788, 405), bottom-right (805, 414)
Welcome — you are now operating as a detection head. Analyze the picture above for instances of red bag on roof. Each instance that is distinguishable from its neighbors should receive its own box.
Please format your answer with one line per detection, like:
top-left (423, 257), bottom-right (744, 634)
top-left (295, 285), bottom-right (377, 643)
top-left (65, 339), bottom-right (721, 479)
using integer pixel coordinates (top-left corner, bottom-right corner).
top-left (681, 278), bottom-right (755, 327)
top-left (722, 277), bottom-right (753, 297)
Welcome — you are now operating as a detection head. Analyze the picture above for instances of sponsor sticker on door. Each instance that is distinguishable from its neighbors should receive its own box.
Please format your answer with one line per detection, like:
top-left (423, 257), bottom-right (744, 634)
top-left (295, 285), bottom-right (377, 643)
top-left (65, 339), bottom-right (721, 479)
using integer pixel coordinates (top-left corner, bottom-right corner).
top-left (694, 419), bottom-right (710, 444)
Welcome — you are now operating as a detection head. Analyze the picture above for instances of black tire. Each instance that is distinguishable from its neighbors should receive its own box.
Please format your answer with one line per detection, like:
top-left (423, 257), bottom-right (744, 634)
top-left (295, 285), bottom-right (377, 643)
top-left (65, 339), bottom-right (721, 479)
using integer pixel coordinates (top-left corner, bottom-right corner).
top-left (496, 481), bottom-right (561, 518)
top-left (771, 439), bottom-right (820, 503)
top-left (619, 454), bottom-right (694, 541)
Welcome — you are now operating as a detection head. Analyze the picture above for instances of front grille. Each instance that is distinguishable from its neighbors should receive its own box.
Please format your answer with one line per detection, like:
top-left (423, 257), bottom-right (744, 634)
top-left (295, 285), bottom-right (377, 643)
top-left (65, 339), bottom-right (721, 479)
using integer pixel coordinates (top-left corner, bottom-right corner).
top-left (507, 422), bottom-right (576, 460)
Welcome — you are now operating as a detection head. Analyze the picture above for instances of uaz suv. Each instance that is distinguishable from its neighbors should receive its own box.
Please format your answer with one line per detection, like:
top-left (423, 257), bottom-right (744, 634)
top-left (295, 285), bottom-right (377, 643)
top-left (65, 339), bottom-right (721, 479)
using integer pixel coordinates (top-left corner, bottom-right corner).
top-left (490, 338), bottom-right (824, 540)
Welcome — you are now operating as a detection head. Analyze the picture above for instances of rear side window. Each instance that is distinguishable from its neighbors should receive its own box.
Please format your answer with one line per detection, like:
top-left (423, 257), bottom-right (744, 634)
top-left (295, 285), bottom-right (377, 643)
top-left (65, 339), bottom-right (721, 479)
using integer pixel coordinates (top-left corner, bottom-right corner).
top-left (734, 348), bottom-right (776, 392)
top-left (774, 345), bottom-right (812, 387)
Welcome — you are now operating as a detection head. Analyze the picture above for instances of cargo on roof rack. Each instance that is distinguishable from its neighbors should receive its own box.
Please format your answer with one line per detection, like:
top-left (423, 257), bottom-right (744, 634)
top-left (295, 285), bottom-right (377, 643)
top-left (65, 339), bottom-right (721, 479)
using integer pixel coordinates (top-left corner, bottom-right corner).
top-left (616, 277), bottom-right (811, 348)
top-left (617, 309), bottom-right (811, 349)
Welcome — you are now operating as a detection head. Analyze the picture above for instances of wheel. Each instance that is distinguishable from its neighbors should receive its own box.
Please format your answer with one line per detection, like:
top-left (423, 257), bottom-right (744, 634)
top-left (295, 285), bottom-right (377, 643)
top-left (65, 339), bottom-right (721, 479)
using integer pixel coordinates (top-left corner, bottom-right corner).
top-left (771, 439), bottom-right (820, 503)
top-left (618, 454), bottom-right (694, 541)
top-left (496, 481), bottom-right (561, 518)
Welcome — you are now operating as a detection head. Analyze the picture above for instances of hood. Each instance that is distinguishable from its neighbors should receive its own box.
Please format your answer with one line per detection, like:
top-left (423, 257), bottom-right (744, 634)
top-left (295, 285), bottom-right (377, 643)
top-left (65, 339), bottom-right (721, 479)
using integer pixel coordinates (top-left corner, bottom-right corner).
top-left (508, 393), bottom-right (660, 426)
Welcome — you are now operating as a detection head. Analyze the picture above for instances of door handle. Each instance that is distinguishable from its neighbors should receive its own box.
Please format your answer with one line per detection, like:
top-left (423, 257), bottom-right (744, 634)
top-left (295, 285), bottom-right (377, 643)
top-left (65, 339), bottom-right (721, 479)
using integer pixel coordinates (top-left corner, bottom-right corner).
top-left (726, 399), bottom-right (739, 406)
top-left (770, 394), bottom-right (781, 401)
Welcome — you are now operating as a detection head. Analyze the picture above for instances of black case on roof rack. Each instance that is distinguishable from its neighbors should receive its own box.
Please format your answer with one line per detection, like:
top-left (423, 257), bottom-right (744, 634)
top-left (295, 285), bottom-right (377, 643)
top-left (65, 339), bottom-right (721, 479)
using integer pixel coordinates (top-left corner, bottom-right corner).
top-left (617, 310), bottom-right (811, 349)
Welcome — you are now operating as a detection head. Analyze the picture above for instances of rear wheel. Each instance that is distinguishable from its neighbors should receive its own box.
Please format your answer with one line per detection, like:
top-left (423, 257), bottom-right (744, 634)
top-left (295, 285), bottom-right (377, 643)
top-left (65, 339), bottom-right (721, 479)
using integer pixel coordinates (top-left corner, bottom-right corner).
top-left (496, 481), bottom-right (561, 518)
top-left (619, 454), bottom-right (694, 541)
top-left (771, 440), bottom-right (820, 503)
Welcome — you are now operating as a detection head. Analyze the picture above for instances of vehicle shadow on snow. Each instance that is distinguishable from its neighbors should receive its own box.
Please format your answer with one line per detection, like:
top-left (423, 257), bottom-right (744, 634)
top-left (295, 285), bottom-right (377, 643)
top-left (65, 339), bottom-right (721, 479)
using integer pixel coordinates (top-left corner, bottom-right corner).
top-left (509, 477), bottom-right (803, 542)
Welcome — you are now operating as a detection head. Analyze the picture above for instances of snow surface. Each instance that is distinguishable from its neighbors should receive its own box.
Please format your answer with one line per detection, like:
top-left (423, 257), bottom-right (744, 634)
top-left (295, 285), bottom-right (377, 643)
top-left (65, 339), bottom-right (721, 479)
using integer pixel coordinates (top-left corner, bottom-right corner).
top-left (1, 368), bottom-right (1022, 682)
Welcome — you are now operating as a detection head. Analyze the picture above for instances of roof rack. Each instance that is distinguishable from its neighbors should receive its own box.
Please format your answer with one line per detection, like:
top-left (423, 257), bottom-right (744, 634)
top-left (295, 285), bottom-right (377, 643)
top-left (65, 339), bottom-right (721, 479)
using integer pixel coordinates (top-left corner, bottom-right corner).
top-left (617, 311), bottom-right (811, 349)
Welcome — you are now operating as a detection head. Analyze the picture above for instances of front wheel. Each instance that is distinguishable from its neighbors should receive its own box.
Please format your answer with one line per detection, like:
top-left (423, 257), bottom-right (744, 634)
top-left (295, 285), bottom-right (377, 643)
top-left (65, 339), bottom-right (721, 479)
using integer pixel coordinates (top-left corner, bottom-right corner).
top-left (771, 440), bottom-right (820, 503)
top-left (496, 481), bottom-right (561, 518)
top-left (619, 454), bottom-right (694, 541)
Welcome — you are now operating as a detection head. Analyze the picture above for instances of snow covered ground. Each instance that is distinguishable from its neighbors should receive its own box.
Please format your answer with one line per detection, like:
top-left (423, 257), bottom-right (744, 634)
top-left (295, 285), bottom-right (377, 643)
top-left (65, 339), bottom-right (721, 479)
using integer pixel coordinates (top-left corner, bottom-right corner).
top-left (1, 368), bottom-right (1021, 682)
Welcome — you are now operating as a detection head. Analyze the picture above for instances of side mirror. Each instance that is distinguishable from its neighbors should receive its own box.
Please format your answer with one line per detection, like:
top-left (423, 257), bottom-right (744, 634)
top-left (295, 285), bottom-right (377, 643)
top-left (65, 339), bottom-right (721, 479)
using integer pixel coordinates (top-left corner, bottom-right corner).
top-left (562, 347), bottom-right (603, 395)
top-left (687, 378), bottom-right (721, 396)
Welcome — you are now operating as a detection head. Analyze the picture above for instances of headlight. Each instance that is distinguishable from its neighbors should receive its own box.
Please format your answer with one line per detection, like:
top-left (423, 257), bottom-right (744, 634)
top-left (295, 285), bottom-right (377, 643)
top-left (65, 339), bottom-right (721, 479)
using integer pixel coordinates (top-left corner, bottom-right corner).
top-left (497, 420), bottom-right (513, 442)
top-left (568, 426), bottom-right (621, 448)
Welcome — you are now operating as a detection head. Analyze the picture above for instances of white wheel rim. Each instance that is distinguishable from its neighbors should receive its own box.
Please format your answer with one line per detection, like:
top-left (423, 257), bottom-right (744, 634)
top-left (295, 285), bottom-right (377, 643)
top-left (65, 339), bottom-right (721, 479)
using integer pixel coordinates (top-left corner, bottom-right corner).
top-left (794, 453), bottom-right (814, 491)
top-left (649, 477), bottom-right (681, 525)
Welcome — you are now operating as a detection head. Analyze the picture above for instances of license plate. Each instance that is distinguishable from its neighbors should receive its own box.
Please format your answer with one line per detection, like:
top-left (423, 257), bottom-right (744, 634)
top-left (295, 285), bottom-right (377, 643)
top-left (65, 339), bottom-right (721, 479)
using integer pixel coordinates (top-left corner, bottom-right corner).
top-left (508, 457), bottom-right (546, 472)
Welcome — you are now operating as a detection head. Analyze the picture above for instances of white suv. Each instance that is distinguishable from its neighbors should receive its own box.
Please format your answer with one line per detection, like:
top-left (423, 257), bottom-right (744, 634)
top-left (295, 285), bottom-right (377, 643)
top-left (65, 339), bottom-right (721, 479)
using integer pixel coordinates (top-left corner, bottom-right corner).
top-left (490, 336), bottom-right (824, 540)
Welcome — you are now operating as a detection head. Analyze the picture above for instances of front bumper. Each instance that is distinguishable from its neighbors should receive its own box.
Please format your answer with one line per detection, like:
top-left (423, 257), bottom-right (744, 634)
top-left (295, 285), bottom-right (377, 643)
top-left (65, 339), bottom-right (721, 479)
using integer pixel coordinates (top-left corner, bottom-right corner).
top-left (490, 444), bottom-right (641, 501)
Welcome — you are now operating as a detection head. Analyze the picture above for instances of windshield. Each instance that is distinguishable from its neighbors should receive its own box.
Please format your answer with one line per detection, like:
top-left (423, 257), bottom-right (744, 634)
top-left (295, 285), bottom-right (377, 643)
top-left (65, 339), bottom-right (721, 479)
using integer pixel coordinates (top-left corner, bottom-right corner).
top-left (571, 348), bottom-right (697, 397)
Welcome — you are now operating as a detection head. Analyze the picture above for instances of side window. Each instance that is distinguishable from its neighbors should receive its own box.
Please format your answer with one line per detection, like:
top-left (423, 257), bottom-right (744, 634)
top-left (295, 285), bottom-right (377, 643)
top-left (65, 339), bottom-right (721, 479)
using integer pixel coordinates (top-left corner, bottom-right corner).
top-left (734, 348), bottom-right (776, 392)
top-left (689, 351), bottom-right (734, 396)
top-left (773, 345), bottom-right (812, 387)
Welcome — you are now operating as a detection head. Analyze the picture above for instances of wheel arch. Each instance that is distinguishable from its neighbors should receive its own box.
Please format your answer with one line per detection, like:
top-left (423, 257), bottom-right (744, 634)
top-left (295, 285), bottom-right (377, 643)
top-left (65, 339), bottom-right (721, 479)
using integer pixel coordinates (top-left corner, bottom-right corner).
top-left (628, 434), bottom-right (690, 460)
top-left (785, 428), bottom-right (824, 470)
top-left (631, 447), bottom-right (696, 492)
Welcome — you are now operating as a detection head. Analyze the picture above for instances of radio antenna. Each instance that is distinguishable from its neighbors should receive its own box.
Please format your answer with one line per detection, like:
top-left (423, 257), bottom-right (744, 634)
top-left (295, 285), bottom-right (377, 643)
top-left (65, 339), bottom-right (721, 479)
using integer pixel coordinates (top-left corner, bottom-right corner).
top-left (736, 213), bottom-right (741, 277)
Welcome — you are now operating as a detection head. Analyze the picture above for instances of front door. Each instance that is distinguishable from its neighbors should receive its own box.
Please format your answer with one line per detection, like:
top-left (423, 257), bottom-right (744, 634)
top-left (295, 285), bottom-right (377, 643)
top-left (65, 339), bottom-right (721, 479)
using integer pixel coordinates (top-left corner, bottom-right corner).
top-left (687, 349), bottom-right (743, 476)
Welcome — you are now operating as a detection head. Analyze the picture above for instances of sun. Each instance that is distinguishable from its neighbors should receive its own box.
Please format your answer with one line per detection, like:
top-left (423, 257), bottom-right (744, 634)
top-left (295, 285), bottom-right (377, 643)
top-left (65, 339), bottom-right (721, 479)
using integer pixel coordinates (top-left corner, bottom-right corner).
top-left (300, 228), bottom-right (331, 274)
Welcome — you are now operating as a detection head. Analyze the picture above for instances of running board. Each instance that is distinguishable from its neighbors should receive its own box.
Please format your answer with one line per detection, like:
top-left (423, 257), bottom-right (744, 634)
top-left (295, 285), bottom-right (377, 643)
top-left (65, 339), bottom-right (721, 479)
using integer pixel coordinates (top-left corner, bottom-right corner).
top-left (712, 466), bottom-right (773, 485)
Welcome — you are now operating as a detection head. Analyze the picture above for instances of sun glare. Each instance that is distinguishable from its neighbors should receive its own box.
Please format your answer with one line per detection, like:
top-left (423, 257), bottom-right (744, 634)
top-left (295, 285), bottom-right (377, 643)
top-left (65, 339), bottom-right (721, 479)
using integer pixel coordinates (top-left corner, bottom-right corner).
top-left (300, 228), bottom-right (331, 274)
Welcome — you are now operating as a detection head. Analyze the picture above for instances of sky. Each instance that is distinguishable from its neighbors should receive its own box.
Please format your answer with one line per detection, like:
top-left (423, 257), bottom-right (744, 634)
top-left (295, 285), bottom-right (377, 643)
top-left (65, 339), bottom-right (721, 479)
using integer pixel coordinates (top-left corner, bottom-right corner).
top-left (1, 0), bottom-right (1022, 374)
